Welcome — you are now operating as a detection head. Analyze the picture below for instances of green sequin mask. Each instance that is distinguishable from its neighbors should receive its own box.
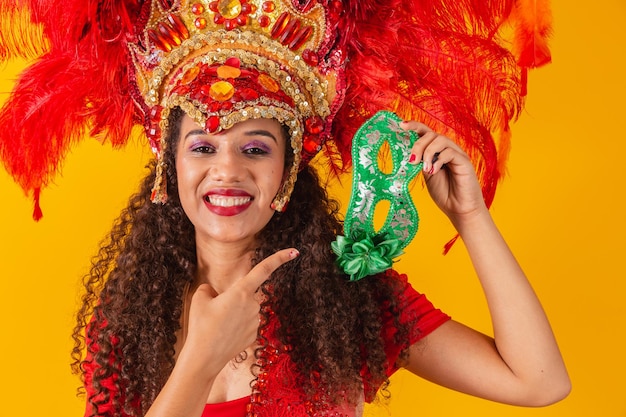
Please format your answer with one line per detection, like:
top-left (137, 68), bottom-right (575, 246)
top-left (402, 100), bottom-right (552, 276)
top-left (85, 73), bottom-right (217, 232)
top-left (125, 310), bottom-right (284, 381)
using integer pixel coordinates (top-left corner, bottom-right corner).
top-left (331, 111), bottom-right (423, 281)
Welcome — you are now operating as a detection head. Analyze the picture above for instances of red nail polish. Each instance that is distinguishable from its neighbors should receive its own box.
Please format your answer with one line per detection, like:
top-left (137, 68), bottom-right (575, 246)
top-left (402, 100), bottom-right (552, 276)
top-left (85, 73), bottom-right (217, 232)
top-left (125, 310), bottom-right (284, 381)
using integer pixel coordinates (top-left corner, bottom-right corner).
top-left (409, 154), bottom-right (416, 163)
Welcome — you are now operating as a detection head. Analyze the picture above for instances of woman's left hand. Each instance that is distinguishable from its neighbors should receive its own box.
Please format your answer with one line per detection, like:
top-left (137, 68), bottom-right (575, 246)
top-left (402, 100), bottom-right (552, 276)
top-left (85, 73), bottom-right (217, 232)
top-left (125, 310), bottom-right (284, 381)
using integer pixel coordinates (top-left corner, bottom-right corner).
top-left (402, 121), bottom-right (487, 223)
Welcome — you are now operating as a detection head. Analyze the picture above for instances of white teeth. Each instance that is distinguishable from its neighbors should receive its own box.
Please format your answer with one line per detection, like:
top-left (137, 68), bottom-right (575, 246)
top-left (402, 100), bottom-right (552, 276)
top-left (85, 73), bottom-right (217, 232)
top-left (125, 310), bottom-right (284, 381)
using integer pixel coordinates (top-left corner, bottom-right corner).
top-left (207, 196), bottom-right (251, 207)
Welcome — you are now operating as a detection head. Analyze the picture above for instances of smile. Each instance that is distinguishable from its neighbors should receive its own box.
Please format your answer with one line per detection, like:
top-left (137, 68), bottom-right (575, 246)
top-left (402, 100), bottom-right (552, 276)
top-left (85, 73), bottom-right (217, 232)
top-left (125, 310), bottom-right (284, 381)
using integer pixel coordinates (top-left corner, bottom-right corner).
top-left (203, 190), bottom-right (254, 216)
top-left (205, 195), bottom-right (252, 207)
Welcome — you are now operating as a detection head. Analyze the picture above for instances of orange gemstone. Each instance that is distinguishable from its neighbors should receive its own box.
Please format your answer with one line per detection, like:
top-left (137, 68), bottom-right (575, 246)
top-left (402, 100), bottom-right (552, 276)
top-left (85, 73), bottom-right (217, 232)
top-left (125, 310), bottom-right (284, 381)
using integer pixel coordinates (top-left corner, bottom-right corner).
top-left (218, 0), bottom-right (242, 19)
top-left (258, 73), bottom-right (280, 92)
top-left (262, 1), bottom-right (275, 12)
top-left (181, 66), bottom-right (200, 84)
top-left (209, 81), bottom-right (235, 101)
top-left (217, 64), bottom-right (241, 79)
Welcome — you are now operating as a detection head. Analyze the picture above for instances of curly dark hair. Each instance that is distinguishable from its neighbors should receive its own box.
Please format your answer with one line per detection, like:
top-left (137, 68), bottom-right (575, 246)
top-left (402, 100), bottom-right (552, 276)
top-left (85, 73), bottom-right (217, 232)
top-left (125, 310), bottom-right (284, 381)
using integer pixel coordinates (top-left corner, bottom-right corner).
top-left (71, 108), bottom-right (412, 416)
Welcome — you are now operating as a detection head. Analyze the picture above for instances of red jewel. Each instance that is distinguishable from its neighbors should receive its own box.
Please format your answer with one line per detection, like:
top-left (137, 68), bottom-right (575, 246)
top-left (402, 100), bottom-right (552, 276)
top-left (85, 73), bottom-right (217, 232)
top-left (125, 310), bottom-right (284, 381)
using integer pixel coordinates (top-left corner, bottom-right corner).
top-left (302, 48), bottom-right (319, 66)
top-left (147, 122), bottom-right (160, 138)
top-left (300, 0), bottom-right (316, 12)
top-left (239, 68), bottom-right (256, 77)
top-left (172, 85), bottom-right (190, 96)
top-left (208, 102), bottom-right (220, 112)
top-left (239, 87), bottom-right (259, 100)
top-left (258, 15), bottom-right (270, 27)
top-left (200, 84), bottom-right (212, 96)
top-left (328, 0), bottom-right (343, 21)
top-left (157, 0), bottom-right (173, 8)
top-left (303, 135), bottom-right (322, 154)
top-left (289, 26), bottom-right (312, 50)
top-left (149, 106), bottom-right (162, 119)
top-left (157, 22), bottom-right (178, 47)
top-left (191, 2), bottom-right (205, 14)
top-left (208, 1), bottom-right (218, 12)
top-left (262, 1), bottom-right (275, 12)
top-left (270, 11), bottom-right (290, 38)
top-left (220, 101), bottom-right (233, 111)
top-left (214, 13), bottom-right (225, 24)
top-left (241, 2), bottom-right (251, 13)
top-left (236, 14), bottom-right (248, 26)
top-left (167, 13), bottom-right (189, 40)
top-left (279, 18), bottom-right (300, 45)
top-left (224, 19), bottom-right (237, 30)
top-left (195, 17), bottom-right (207, 29)
top-left (206, 116), bottom-right (220, 132)
top-left (148, 28), bottom-right (170, 51)
top-left (225, 56), bottom-right (241, 68)
top-left (305, 116), bottom-right (324, 134)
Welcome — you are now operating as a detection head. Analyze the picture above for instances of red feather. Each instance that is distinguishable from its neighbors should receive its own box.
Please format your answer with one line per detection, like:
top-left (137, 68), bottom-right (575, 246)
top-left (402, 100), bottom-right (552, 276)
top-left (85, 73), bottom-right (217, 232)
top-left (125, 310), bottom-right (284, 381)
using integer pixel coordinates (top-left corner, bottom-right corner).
top-left (332, 0), bottom-right (526, 209)
top-left (0, 0), bottom-right (140, 219)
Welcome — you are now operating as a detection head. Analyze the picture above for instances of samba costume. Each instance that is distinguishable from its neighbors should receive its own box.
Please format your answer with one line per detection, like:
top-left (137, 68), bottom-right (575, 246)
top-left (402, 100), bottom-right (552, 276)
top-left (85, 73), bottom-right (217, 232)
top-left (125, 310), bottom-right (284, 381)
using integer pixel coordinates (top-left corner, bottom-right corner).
top-left (0, 0), bottom-right (552, 416)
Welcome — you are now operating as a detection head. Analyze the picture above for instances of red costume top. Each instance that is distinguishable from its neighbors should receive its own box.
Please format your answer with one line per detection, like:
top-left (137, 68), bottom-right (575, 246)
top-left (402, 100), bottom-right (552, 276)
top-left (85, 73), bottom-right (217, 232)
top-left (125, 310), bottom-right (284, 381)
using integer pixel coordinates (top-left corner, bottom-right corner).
top-left (84, 270), bottom-right (450, 417)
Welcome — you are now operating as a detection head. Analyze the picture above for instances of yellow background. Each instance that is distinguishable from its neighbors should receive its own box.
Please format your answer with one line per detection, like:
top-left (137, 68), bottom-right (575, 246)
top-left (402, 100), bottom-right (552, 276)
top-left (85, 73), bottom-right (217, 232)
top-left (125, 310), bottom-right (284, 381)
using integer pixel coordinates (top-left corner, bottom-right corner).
top-left (1, 1), bottom-right (624, 415)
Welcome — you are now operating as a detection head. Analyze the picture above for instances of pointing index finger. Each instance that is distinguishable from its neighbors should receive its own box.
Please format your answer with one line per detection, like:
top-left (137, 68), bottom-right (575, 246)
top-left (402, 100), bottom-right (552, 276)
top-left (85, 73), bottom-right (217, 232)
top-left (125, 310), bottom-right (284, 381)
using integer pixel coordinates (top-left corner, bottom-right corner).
top-left (243, 248), bottom-right (300, 292)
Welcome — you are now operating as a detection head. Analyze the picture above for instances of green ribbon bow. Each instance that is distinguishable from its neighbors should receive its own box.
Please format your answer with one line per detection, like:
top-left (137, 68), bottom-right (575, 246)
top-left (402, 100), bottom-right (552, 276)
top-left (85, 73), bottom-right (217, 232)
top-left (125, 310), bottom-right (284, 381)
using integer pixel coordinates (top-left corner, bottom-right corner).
top-left (332, 111), bottom-right (423, 281)
top-left (331, 233), bottom-right (404, 282)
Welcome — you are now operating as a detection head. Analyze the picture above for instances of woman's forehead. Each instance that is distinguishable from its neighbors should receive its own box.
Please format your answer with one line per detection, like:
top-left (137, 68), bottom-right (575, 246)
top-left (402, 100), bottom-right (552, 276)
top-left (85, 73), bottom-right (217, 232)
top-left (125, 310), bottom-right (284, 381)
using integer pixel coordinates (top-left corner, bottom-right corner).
top-left (181, 114), bottom-right (283, 133)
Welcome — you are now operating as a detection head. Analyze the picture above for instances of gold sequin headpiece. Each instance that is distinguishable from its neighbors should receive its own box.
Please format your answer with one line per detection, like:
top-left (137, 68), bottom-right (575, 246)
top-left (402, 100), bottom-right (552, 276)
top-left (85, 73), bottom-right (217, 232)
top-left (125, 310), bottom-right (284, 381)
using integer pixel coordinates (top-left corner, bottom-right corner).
top-left (131, 0), bottom-right (343, 211)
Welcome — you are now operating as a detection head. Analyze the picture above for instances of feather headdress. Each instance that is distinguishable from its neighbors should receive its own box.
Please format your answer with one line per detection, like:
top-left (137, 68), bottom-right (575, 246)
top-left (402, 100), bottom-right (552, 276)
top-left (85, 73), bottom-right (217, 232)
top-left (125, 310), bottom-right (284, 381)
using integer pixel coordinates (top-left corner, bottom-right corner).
top-left (0, 0), bottom-right (552, 221)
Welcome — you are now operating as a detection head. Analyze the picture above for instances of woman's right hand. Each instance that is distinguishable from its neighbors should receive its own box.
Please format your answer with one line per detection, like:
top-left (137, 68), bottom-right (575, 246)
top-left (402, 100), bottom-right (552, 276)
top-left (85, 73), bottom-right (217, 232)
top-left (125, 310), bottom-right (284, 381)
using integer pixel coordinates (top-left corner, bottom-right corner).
top-left (182, 247), bottom-right (300, 378)
top-left (145, 248), bottom-right (299, 417)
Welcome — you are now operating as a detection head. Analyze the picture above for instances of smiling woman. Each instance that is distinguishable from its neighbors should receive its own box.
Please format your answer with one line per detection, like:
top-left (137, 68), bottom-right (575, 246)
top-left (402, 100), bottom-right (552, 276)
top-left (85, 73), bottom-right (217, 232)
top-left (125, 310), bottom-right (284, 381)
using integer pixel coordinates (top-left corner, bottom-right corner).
top-left (0, 0), bottom-right (571, 416)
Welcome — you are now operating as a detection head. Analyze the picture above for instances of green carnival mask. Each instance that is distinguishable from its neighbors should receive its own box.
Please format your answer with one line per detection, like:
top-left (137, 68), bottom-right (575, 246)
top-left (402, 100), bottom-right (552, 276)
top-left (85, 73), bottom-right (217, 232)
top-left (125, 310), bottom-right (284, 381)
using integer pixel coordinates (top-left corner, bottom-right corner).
top-left (331, 111), bottom-right (423, 281)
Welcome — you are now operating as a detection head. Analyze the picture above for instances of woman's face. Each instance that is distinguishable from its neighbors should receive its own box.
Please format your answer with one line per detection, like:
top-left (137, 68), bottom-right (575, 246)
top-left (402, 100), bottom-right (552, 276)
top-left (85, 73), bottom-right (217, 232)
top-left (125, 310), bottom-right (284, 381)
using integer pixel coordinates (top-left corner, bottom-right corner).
top-left (175, 114), bottom-right (286, 245)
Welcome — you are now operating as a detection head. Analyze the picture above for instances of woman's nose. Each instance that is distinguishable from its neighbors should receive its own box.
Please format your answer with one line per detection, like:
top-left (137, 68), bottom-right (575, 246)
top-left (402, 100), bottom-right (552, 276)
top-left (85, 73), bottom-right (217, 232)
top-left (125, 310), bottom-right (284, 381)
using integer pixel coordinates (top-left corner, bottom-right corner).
top-left (209, 148), bottom-right (245, 182)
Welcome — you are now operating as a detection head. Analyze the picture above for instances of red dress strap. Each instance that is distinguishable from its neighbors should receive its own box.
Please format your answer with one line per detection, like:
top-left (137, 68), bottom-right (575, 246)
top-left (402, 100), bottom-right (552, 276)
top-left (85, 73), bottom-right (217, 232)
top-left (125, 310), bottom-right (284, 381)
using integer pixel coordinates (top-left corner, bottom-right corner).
top-left (201, 396), bottom-right (250, 417)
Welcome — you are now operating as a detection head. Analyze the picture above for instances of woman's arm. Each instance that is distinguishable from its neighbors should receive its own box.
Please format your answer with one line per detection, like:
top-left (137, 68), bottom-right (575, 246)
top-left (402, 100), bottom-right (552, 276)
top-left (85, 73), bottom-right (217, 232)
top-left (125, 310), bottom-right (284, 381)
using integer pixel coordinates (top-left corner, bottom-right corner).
top-left (401, 122), bottom-right (570, 406)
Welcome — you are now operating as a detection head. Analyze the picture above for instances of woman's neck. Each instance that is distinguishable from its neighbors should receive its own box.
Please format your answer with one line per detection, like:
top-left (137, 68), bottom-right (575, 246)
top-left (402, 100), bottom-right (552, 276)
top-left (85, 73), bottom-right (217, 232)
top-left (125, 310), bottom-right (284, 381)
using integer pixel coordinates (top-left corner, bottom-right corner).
top-left (194, 238), bottom-right (256, 294)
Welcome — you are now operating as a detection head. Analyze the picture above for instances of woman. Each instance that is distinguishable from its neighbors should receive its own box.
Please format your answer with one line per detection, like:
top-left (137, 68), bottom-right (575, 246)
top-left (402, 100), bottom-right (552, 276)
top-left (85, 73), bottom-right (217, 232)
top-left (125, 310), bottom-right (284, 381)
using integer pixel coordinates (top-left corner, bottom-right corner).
top-left (0, 0), bottom-right (568, 416)
top-left (72, 107), bottom-right (569, 417)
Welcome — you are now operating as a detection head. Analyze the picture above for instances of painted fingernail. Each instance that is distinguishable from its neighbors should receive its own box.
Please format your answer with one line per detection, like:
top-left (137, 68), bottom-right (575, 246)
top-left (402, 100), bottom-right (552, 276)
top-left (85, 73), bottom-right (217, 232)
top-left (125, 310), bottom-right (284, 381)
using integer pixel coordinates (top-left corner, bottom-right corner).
top-left (289, 249), bottom-right (300, 259)
top-left (408, 154), bottom-right (416, 163)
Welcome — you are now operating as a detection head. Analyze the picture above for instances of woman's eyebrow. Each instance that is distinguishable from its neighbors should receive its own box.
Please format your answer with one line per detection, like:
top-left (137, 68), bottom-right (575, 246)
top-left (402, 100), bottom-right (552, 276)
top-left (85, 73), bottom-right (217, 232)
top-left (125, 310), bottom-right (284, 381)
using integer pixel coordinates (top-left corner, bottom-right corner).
top-left (184, 129), bottom-right (208, 140)
top-left (244, 129), bottom-right (278, 143)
